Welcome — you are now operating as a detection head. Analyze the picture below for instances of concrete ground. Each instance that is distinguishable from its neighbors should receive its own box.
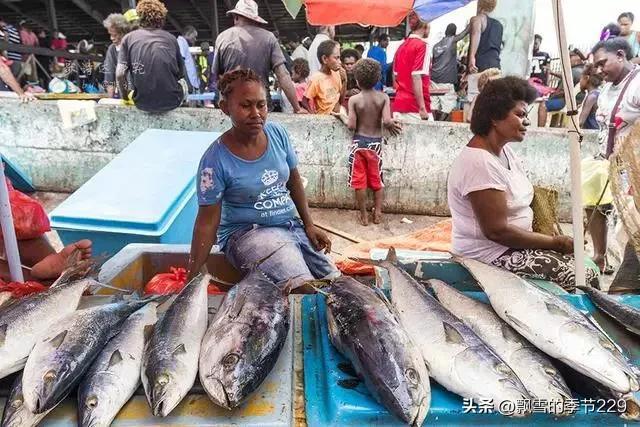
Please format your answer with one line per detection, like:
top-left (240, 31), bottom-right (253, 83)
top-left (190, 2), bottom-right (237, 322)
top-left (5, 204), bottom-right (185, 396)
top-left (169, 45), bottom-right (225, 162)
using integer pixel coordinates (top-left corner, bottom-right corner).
top-left (33, 192), bottom-right (615, 289)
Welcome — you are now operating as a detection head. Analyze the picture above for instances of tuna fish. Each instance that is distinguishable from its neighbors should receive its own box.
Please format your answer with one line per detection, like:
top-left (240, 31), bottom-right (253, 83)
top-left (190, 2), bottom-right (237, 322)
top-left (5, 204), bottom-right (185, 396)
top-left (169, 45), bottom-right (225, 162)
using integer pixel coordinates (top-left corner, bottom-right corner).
top-left (428, 279), bottom-right (572, 412)
top-left (141, 273), bottom-right (209, 417)
top-left (21, 299), bottom-right (150, 414)
top-left (78, 303), bottom-right (159, 427)
top-left (199, 270), bottom-right (289, 410)
top-left (324, 276), bottom-right (431, 426)
top-left (1, 372), bottom-right (53, 427)
top-left (378, 249), bottom-right (531, 416)
top-left (0, 277), bottom-right (98, 380)
top-left (578, 286), bottom-right (640, 338)
top-left (459, 257), bottom-right (639, 394)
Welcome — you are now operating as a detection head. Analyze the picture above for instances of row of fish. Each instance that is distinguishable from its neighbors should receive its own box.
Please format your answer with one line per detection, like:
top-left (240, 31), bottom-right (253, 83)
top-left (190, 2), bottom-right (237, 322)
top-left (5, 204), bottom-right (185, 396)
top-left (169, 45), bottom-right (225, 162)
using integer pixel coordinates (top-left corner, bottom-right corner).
top-left (0, 266), bottom-right (290, 426)
top-left (323, 248), bottom-right (640, 425)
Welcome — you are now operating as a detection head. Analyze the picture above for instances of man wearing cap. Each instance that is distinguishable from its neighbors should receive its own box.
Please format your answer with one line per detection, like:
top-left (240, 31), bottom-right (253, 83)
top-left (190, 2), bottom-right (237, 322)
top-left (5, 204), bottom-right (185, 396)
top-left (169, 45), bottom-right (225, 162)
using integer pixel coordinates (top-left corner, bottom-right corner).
top-left (212, 0), bottom-right (306, 113)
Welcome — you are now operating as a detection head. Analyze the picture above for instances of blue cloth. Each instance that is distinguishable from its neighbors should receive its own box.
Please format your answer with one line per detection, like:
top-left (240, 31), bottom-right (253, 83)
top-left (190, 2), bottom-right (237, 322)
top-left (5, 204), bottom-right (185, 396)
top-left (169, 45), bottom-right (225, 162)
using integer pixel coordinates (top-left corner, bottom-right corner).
top-left (367, 45), bottom-right (387, 90)
top-left (177, 35), bottom-right (200, 89)
top-left (225, 219), bottom-right (340, 289)
top-left (545, 97), bottom-right (565, 112)
top-left (197, 122), bottom-right (299, 249)
top-left (413, 0), bottom-right (473, 22)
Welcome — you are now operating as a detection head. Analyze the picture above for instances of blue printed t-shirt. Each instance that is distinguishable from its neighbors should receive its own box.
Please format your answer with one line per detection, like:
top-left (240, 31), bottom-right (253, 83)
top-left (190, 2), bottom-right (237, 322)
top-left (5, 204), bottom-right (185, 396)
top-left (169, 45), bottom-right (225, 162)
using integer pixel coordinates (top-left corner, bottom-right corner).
top-left (197, 122), bottom-right (299, 249)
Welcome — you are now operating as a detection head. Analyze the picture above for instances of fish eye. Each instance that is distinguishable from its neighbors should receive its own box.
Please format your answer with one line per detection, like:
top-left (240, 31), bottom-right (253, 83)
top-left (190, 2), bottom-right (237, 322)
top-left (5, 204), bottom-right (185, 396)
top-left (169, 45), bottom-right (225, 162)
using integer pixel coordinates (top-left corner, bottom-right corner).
top-left (156, 373), bottom-right (170, 386)
top-left (222, 353), bottom-right (240, 369)
top-left (495, 363), bottom-right (511, 375)
top-left (544, 367), bottom-right (558, 376)
top-left (86, 396), bottom-right (98, 409)
top-left (10, 398), bottom-right (22, 409)
top-left (405, 368), bottom-right (420, 385)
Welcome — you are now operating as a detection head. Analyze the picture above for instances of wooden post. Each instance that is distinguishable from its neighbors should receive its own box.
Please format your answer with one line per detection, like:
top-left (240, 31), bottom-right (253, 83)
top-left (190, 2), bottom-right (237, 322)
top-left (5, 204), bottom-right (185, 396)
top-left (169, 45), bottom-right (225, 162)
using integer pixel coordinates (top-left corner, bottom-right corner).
top-left (211, 0), bottom-right (219, 40)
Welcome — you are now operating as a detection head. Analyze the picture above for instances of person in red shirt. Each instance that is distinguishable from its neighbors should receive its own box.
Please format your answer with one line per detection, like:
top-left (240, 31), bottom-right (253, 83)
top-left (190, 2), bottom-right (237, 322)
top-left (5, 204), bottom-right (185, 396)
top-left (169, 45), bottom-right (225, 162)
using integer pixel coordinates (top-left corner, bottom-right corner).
top-left (392, 12), bottom-right (432, 121)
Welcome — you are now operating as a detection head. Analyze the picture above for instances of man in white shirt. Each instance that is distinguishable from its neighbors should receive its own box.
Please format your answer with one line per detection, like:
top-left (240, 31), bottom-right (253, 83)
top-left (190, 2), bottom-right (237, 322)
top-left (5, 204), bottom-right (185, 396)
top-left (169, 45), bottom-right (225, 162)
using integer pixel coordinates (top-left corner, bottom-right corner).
top-left (308, 26), bottom-right (335, 74)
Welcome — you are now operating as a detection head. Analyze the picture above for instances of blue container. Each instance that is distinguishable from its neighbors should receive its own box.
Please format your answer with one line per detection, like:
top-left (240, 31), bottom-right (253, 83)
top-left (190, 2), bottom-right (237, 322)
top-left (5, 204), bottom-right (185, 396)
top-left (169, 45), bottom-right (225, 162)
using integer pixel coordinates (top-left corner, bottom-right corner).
top-left (302, 259), bottom-right (640, 426)
top-left (50, 129), bottom-right (219, 257)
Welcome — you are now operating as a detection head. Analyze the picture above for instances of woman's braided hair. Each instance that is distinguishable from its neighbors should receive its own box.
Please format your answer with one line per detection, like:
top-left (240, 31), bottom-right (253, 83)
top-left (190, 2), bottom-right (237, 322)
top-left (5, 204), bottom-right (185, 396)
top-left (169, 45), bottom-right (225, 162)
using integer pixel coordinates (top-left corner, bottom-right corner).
top-left (218, 69), bottom-right (264, 100)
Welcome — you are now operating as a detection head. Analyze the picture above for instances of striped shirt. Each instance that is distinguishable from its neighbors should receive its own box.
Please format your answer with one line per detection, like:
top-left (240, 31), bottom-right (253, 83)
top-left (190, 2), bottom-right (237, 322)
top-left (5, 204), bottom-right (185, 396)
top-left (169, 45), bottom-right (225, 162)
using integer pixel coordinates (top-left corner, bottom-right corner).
top-left (1, 24), bottom-right (22, 61)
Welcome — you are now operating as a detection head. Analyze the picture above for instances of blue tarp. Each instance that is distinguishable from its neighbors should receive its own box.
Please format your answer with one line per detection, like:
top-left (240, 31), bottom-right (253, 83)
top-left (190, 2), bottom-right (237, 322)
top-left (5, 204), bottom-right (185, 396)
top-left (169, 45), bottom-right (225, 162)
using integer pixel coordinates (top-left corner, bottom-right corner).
top-left (413, 0), bottom-right (474, 22)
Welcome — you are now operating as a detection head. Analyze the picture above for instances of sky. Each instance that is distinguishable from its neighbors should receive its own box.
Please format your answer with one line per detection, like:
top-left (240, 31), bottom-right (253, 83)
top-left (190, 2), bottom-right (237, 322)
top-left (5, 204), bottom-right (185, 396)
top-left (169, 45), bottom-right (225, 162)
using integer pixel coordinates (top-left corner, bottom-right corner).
top-left (427, 0), bottom-right (640, 56)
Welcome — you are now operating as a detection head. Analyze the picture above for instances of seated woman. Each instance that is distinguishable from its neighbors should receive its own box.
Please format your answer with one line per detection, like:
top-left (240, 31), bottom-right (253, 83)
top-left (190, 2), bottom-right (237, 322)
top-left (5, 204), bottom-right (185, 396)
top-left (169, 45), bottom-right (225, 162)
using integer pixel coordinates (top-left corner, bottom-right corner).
top-left (448, 76), bottom-right (599, 291)
top-left (187, 69), bottom-right (340, 289)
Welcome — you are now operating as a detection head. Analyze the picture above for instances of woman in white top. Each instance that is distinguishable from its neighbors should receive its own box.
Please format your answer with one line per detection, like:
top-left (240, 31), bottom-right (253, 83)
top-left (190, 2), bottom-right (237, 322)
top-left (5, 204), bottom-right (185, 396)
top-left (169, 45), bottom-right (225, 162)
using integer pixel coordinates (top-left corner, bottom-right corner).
top-left (448, 77), bottom-right (600, 291)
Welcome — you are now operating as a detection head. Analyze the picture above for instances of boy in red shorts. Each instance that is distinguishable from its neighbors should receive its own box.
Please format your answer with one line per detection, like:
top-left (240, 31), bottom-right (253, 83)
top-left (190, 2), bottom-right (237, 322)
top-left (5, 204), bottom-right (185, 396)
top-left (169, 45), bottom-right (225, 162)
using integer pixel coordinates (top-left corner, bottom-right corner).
top-left (335, 58), bottom-right (401, 225)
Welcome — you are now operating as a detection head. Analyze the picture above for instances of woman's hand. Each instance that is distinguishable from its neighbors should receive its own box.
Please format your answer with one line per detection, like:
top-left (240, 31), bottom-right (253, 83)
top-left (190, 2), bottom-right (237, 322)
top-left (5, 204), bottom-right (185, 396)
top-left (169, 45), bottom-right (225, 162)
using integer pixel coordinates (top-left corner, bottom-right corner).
top-left (305, 224), bottom-right (332, 254)
top-left (552, 235), bottom-right (574, 254)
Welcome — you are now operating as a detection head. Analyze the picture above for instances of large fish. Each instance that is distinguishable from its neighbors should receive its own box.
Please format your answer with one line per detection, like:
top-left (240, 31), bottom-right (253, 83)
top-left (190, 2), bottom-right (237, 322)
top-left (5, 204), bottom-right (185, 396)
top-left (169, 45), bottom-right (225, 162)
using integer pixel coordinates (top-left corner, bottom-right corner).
top-left (22, 299), bottom-right (150, 414)
top-left (0, 372), bottom-right (53, 427)
top-left (429, 279), bottom-right (572, 411)
top-left (199, 270), bottom-right (289, 410)
top-left (377, 249), bottom-right (530, 416)
top-left (323, 275), bottom-right (431, 426)
top-left (141, 273), bottom-right (209, 417)
top-left (0, 277), bottom-right (97, 380)
top-left (459, 257), bottom-right (639, 394)
top-left (556, 360), bottom-right (640, 421)
top-left (578, 286), bottom-right (640, 337)
top-left (78, 302), bottom-right (158, 427)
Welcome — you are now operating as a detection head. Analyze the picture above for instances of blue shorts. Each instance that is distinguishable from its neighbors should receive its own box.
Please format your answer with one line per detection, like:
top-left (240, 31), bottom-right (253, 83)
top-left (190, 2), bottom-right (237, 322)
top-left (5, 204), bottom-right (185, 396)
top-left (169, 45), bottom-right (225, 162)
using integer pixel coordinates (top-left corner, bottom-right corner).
top-left (224, 219), bottom-right (340, 289)
top-left (545, 97), bottom-right (565, 112)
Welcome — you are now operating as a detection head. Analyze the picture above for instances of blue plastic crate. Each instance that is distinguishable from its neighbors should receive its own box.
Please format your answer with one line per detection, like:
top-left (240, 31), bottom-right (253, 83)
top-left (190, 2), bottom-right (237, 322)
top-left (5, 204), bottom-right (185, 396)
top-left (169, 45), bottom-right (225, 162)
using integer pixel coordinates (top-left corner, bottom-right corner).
top-left (302, 276), bottom-right (640, 426)
top-left (49, 129), bottom-right (219, 257)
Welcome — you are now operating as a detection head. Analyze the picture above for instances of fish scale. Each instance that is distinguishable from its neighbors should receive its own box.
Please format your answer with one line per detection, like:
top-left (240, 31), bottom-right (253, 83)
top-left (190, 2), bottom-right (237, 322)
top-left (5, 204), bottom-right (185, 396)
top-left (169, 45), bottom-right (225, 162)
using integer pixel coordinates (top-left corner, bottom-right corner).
top-left (21, 299), bottom-right (150, 414)
top-left (324, 275), bottom-right (431, 426)
top-left (199, 269), bottom-right (289, 410)
top-left (141, 273), bottom-right (209, 417)
top-left (378, 249), bottom-right (531, 417)
top-left (459, 257), bottom-right (640, 394)
top-left (0, 278), bottom-right (98, 381)
top-left (78, 303), bottom-right (158, 427)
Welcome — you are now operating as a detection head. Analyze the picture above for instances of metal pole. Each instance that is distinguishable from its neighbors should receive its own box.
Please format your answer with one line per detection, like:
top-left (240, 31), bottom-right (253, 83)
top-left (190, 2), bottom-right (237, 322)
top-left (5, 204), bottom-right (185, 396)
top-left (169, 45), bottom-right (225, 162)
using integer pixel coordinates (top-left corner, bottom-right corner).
top-left (0, 162), bottom-right (24, 283)
top-left (46, 0), bottom-right (58, 33)
top-left (551, 0), bottom-right (586, 288)
top-left (211, 0), bottom-right (219, 41)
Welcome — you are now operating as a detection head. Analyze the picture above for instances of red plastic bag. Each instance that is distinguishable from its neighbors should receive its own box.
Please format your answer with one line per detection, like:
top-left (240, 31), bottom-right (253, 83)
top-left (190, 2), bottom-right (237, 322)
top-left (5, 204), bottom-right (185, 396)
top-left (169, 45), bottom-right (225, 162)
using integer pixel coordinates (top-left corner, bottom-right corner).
top-left (0, 279), bottom-right (48, 298)
top-left (1, 180), bottom-right (51, 240)
top-left (144, 266), bottom-right (226, 295)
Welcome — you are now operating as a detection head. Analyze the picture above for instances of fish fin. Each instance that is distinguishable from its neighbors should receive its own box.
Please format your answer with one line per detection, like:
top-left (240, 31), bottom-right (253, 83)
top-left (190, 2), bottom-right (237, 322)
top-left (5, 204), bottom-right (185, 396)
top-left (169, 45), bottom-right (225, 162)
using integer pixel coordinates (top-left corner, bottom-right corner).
top-left (241, 243), bottom-right (287, 271)
top-left (108, 350), bottom-right (123, 368)
top-left (545, 302), bottom-right (568, 317)
top-left (50, 254), bottom-right (95, 288)
top-left (143, 324), bottom-right (155, 343)
top-left (501, 324), bottom-right (522, 343)
top-left (229, 293), bottom-right (247, 319)
top-left (0, 324), bottom-right (6, 347)
top-left (505, 313), bottom-right (532, 335)
top-left (48, 330), bottom-right (68, 349)
top-left (172, 343), bottom-right (187, 356)
top-left (442, 322), bottom-right (465, 345)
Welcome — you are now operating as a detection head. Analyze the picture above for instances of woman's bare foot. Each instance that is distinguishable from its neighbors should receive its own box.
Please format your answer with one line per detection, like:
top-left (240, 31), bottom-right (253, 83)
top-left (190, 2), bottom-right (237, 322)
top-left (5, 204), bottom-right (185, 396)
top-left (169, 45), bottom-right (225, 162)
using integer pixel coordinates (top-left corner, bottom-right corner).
top-left (31, 240), bottom-right (92, 280)
top-left (373, 209), bottom-right (383, 224)
top-left (592, 254), bottom-right (605, 274)
top-left (358, 210), bottom-right (369, 226)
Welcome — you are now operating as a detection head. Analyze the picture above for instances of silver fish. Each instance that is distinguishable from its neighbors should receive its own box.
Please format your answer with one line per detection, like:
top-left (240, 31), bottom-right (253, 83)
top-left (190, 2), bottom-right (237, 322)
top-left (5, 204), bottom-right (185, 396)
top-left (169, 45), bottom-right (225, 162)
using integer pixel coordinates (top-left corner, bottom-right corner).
top-left (141, 273), bottom-right (209, 417)
top-left (199, 270), bottom-right (289, 410)
top-left (1, 372), bottom-right (53, 427)
top-left (459, 257), bottom-right (639, 394)
top-left (578, 286), bottom-right (640, 337)
top-left (22, 299), bottom-right (149, 414)
top-left (78, 302), bottom-right (158, 427)
top-left (324, 276), bottom-right (430, 426)
top-left (0, 278), bottom-right (98, 380)
top-left (429, 279), bottom-right (573, 412)
top-left (380, 249), bottom-right (531, 416)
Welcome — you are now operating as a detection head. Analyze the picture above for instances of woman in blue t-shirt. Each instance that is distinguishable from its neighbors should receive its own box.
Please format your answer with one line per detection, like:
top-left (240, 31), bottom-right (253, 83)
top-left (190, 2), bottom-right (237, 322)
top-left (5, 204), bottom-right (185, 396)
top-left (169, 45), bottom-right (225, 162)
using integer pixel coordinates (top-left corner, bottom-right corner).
top-left (187, 69), bottom-right (339, 289)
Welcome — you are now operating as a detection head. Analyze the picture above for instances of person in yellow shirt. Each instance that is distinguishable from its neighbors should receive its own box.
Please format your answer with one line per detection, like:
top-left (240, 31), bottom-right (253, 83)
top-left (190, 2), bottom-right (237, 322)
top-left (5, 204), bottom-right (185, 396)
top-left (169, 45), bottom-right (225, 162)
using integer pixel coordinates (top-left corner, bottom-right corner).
top-left (303, 40), bottom-right (343, 114)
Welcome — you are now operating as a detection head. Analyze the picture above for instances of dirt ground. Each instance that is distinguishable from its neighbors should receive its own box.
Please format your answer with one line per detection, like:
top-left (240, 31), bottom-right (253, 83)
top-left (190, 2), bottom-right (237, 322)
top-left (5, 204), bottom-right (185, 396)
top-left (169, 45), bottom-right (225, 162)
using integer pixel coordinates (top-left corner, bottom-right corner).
top-left (33, 192), bottom-right (615, 289)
